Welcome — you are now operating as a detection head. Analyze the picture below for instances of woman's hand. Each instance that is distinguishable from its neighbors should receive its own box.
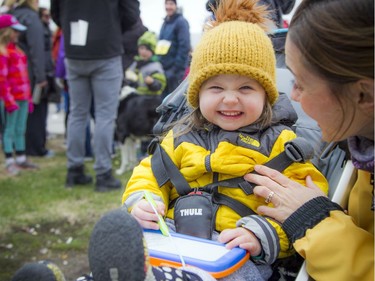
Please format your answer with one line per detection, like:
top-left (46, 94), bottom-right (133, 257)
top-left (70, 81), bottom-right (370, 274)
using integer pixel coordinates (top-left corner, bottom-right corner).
top-left (218, 227), bottom-right (262, 256)
top-left (130, 199), bottom-right (166, 230)
top-left (245, 165), bottom-right (327, 223)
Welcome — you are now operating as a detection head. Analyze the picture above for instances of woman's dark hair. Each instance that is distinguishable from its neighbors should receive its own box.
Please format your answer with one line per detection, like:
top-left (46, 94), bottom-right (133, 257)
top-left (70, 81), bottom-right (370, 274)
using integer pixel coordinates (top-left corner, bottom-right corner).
top-left (288, 0), bottom-right (374, 141)
top-left (288, 0), bottom-right (374, 84)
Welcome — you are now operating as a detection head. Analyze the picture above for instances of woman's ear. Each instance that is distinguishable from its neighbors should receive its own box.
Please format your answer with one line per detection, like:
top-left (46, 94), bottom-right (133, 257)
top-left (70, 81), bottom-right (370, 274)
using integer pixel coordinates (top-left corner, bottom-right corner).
top-left (356, 79), bottom-right (374, 113)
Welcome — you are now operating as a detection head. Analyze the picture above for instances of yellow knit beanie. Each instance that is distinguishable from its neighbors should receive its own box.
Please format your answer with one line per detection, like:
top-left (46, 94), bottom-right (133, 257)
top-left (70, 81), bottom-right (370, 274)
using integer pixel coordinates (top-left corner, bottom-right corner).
top-left (187, 0), bottom-right (278, 108)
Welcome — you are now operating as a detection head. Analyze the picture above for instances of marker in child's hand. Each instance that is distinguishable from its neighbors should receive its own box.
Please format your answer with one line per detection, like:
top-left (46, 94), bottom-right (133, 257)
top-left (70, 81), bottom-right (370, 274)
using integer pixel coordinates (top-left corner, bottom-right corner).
top-left (143, 191), bottom-right (169, 236)
top-left (143, 190), bottom-right (186, 266)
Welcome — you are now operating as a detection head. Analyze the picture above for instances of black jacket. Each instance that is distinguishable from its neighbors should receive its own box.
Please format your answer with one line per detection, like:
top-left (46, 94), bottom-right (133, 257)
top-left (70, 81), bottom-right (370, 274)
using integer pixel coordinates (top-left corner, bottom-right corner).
top-left (51, 0), bottom-right (140, 60)
top-left (12, 6), bottom-right (46, 85)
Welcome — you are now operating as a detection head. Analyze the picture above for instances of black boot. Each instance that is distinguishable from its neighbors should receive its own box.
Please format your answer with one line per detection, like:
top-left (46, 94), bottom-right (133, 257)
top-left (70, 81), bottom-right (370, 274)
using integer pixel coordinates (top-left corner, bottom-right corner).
top-left (12, 260), bottom-right (66, 281)
top-left (89, 208), bottom-right (147, 281)
top-left (88, 208), bottom-right (215, 281)
top-left (65, 165), bottom-right (93, 188)
top-left (95, 169), bottom-right (122, 192)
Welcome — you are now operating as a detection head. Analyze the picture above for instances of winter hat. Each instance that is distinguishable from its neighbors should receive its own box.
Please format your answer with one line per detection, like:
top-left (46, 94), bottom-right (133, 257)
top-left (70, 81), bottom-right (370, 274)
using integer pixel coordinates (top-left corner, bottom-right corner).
top-left (187, 0), bottom-right (278, 109)
top-left (137, 31), bottom-right (157, 53)
top-left (0, 14), bottom-right (26, 31)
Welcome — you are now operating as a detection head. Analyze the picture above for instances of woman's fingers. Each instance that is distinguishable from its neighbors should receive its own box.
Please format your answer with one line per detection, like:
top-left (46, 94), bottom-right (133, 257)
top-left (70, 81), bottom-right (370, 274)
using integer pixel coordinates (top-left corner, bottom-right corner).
top-left (255, 165), bottom-right (294, 187)
top-left (245, 166), bottom-right (293, 194)
top-left (305, 175), bottom-right (325, 192)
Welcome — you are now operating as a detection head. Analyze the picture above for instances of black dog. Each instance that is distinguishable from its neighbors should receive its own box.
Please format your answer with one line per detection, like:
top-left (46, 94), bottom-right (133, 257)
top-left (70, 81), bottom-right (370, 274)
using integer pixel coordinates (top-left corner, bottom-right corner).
top-left (115, 91), bottom-right (161, 174)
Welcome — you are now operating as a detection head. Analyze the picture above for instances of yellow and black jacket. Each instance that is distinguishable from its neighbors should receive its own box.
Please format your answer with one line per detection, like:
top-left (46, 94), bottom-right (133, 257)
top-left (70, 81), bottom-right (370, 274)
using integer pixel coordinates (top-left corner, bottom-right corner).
top-left (123, 97), bottom-right (328, 264)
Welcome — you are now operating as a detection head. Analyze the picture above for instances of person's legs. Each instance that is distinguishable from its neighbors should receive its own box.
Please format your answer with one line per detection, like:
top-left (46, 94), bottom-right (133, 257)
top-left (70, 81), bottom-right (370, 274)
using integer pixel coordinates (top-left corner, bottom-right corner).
top-left (13, 101), bottom-right (28, 153)
top-left (85, 99), bottom-right (94, 159)
top-left (13, 101), bottom-right (38, 169)
top-left (66, 59), bottom-right (93, 167)
top-left (91, 56), bottom-right (121, 174)
top-left (90, 56), bottom-right (122, 191)
top-left (2, 107), bottom-right (17, 155)
top-left (2, 106), bottom-right (20, 175)
top-left (65, 59), bottom-right (94, 187)
top-left (63, 90), bottom-right (70, 141)
top-left (25, 99), bottom-right (49, 156)
top-left (85, 120), bottom-right (93, 159)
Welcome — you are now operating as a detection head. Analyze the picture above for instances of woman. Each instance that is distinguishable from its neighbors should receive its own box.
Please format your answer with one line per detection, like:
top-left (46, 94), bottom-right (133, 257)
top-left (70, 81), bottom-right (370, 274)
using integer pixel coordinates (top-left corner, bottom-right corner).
top-left (245, 0), bottom-right (374, 280)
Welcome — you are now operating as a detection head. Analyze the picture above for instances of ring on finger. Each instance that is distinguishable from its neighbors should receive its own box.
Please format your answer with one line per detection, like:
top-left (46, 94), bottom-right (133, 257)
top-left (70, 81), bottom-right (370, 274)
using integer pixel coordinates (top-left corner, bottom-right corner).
top-left (265, 191), bottom-right (275, 204)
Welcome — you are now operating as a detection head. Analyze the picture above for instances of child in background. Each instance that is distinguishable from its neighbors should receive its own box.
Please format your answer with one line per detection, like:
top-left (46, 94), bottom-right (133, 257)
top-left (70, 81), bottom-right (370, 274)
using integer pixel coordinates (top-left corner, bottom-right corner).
top-left (0, 14), bottom-right (38, 175)
top-left (122, 30), bottom-right (167, 157)
top-left (124, 31), bottom-right (166, 96)
top-left (122, 0), bottom-right (328, 280)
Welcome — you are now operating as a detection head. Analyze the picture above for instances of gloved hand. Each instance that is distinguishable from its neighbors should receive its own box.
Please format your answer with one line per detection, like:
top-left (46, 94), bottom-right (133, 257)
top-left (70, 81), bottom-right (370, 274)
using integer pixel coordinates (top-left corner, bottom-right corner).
top-left (125, 70), bottom-right (138, 82)
top-left (5, 103), bottom-right (19, 113)
top-left (28, 101), bottom-right (34, 113)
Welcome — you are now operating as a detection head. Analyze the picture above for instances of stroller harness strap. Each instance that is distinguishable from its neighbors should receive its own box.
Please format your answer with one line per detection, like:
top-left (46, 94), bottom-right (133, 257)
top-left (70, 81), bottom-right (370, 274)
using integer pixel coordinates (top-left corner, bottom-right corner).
top-left (150, 137), bottom-right (314, 217)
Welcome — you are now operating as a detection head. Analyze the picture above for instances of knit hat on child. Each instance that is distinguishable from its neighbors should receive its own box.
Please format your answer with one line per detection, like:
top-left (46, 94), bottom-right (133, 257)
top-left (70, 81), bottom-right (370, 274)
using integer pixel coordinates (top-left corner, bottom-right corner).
top-left (187, 0), bottom-right (278, 109)
top-left (137, 31), bottom-right (157, 53)
top-left (0, 14), bottom-right (26, 31)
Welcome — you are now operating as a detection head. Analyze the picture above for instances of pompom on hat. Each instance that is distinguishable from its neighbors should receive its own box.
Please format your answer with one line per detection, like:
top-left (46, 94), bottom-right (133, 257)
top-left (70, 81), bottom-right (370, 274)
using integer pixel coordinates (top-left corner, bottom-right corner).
top-left (187, 0), bottom-right (278, 108)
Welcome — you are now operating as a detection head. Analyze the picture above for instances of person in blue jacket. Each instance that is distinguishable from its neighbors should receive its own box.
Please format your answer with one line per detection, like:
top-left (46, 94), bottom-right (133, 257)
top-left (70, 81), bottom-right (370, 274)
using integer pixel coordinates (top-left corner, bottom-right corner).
top-left (157, 0), bottom-right (191, 99)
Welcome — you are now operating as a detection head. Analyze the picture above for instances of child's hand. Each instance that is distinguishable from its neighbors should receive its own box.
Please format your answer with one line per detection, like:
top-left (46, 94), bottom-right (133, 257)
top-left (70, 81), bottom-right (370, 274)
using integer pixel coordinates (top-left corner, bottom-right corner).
top-left (28, 102), bottom-right (34, 113)
top-left (130, 198), bottom-right (166, 230)
top-left (144, 76), bottom-right (154, 85)
top-left (218, 227), bottom-right (262, 256)
top-left (125, 70), bottom-right (138, 82)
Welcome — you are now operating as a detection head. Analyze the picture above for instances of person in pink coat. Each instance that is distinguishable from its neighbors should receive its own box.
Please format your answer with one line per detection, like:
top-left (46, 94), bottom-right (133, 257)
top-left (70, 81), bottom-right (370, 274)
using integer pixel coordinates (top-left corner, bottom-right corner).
top-left (0, 14), bottom-right (38, 175)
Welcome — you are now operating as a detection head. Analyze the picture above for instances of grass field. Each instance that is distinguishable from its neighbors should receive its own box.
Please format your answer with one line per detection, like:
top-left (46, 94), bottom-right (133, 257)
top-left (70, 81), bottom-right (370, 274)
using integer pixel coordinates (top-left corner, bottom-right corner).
top-left (0, 136), bottom-right (133, 280)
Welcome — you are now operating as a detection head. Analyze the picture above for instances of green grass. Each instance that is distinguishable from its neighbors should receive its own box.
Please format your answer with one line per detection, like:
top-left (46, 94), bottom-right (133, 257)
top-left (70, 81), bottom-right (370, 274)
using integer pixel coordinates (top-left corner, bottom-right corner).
top-left (0, 136), bottom-right (133, 280)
